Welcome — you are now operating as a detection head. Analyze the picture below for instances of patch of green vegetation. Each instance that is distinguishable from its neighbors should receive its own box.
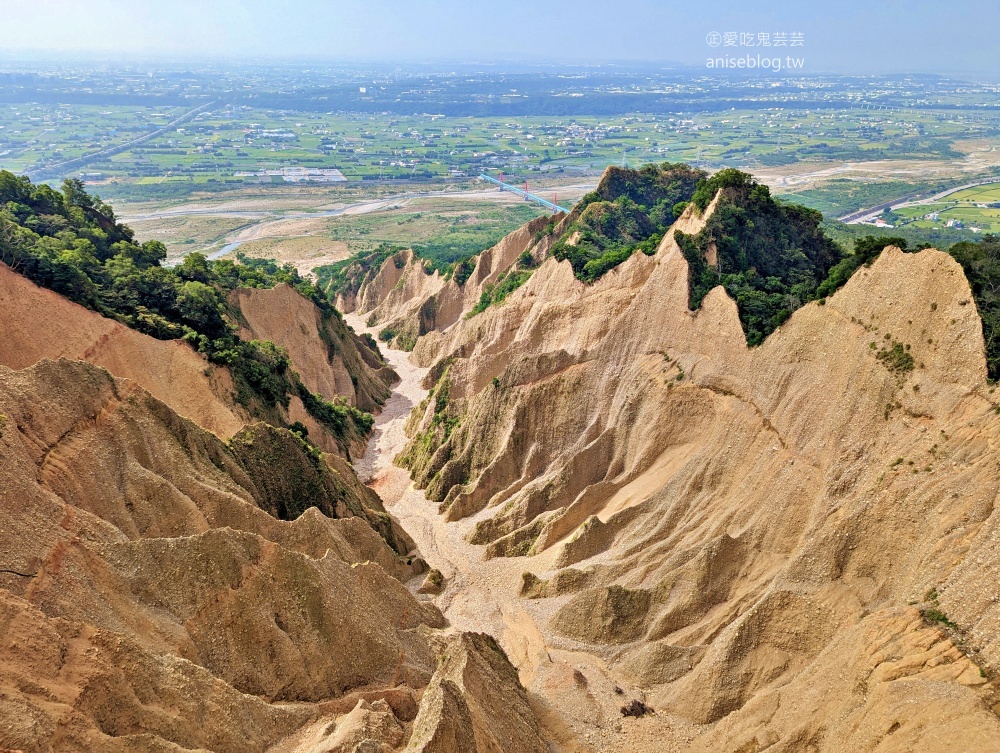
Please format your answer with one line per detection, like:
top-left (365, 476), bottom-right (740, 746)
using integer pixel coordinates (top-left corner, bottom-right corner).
top-left (395, 330), bottom-right (417, 352)
top-left (288, 420), bottom-right (310, 438)
top-left (876, 340), bottom-right (915, 373)
top-left (398, 364), bottom-right (462, 485)
top-left (97, 180), bottom-right (246, 202)
top-left (920, 587), bottom-right (959, 629)
top-left (434, 374), bottom-right (451, 416)
top-left (518, 249), bottom-right (540, 269)
top-left (412, 207), bottom-right (537, 272)
top-left (921, 607), bottom-right (958, 629)
top-left (675, 168), bottom-right (842, 345)
top-left (452, 256), bottom-right (476, 286)
top-left (782, 179), bottom-right (940, 218)
top-left (296, 382), bottom-right (373, 446)
top-left (491, 520), bottom-right (545, 557)
top-left (550, 163), bottom-right (705, 282)
top-left (228, 423), bottom-right (338, 521)
top-left (467, 269), bottom-right (533, 317)
top-left (229, 339), bottom-right (295, 410)
top-left (821, 219), bottom-right (979, 252)
top-left (376, 324), bottom-right (416, 352)
top-left (225, 421), bottom-right (402, 552)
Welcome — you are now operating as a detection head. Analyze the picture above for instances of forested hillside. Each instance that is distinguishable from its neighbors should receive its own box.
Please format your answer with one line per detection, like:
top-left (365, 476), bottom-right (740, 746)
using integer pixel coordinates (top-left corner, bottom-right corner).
top-left (550, 162), bottom-right (706, 281)
top-left (539, 165), bottom-right (1000, 363)
top-left (0, 170), bottom-right (375, 442)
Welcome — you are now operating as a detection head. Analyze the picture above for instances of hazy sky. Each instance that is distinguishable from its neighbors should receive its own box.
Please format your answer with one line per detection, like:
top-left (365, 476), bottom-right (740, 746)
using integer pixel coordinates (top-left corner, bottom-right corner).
top-left (4, 0), bottom-right (998, 76)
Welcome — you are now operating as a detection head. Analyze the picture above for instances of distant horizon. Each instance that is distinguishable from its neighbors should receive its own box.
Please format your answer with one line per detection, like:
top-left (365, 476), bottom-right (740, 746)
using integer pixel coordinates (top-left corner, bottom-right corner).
top-left (0, 51), bottom-right (996, 84)
top-left (2, 1), bottom-right (999, 78)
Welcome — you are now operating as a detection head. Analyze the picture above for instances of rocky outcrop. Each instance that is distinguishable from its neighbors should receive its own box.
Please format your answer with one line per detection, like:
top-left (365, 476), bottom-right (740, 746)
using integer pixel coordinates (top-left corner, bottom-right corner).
top-left (345, 215), bottom-right (554, 355)
top-left (228, 421), bottom-right (415, 555)
top-left (284, 698), bottom-right (407, 753)
top-left (690, 606), bottom-right (999, 752)
top-left (406, 632), bottom-right (549, 753)
top-left (348, 199), bottom-right (1000, 750)
top-left (0, 357), bottom-right (550, 752)
top-left (0, 260), bottom-right (398, 463)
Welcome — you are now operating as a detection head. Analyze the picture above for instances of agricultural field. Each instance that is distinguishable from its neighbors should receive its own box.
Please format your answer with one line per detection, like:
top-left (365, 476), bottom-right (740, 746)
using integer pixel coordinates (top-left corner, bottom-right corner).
top-left (4, 102), bottom-right (999, 194)
top-left (891, 182), bottom-right (1000, 233)
top-left (0, 104), bottom-right (187, 175)
top-left (4, 66), bottom-right (999, 271)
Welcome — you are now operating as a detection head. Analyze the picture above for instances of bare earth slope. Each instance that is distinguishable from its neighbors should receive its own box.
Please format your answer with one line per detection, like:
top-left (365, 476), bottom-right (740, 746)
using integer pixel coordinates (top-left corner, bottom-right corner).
top-left (0, 359), bottom-right (546, 753)
top-left (0, 261), bottom-right (245, 437)
top-left (231, 282), bottom-right (397, 413)
top-left (346, 202), bottom-right (1000, 751)
top-left (0, 263), bottom-right (393, 458)
top-left (339, 215), bottom-right (554, 353)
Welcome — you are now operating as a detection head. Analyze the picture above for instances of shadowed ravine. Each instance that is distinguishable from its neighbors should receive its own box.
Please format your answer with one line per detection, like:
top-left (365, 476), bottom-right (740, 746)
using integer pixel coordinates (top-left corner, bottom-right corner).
top-left (345, 314), bottom-right (696, 752)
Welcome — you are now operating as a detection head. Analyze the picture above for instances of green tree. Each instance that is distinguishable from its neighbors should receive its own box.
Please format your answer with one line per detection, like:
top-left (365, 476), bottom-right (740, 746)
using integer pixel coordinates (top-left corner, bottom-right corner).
top-left (675, 170), bottom-right (843, 345)
top-left (176, 251), bottom-right (213, 283)
top-left (132, 240), bottom-right (168, 269)
top-left (176, 280), bottom-right (227, 338)
top-left (948, 234), bottom-right (1000, 379)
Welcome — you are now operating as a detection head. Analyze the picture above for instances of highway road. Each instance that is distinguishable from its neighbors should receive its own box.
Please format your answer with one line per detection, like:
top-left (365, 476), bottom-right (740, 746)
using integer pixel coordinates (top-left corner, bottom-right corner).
top-left (26, 101), bottom-right (217, 181)
top-left (838, 176), bottom-right (1000, 225)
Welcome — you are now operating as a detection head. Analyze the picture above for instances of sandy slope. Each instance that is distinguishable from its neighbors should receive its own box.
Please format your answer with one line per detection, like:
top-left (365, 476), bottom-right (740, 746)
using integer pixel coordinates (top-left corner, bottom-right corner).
top-left (343, 192), bottom-right (1000, 751)
top-left (232, 283), bottom-right (397, 413)
top-left (0, 262), bottom-right (244, 438)
top-left (0, 359), bottom-right (438, 752)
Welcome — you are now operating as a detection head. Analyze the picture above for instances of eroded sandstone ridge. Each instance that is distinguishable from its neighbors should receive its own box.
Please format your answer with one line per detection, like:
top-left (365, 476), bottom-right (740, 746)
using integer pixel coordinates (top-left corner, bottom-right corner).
top-left (0, 255), bottom-right (547, 750)
top-left (0, 261), bottom-right (246, 438)
top-left (0, 263), bottom-right (396, 457)
top-left (0, 359), bottom-right (546, 752)
top-left (347, 194), bottom-right (1000, 751)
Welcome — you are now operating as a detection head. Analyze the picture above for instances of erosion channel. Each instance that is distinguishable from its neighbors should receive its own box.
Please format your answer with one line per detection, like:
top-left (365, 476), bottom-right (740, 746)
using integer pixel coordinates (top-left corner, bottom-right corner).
top-left (346, 314), bottom-right (697, 753)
